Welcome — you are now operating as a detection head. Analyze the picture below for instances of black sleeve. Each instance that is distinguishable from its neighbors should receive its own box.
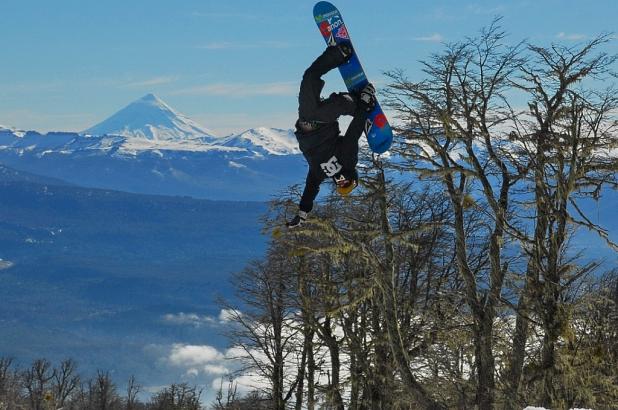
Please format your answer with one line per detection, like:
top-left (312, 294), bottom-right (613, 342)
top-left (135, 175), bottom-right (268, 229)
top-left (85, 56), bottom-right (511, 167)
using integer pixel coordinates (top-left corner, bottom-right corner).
top-left (336, 108), bottom-right (368, 171)
top-left (299, 169), bottom-right (323, 213)
top-left (344, 107), bottom-right (368, 141)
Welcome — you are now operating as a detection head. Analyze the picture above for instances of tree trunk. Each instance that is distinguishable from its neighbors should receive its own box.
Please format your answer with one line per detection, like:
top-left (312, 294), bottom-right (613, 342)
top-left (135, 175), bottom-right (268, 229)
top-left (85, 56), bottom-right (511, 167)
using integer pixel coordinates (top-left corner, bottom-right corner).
top-left (370, 303), bottom-right (389, 410)
top-left (505, 198), bottom-right (547, 410)
top-left (505, 286), bottom-right (530, 410)
top-left (474, 312), bottom-right (496, 410)
top-left (307, 335), bottom-right (316, 410)
top-left (273, 277), bottom-right (286, 410)
top-left (294, 326), bottom-right (308, 410)
top-left (323, 316), bottom-right (345, 410)
top-left (374, 167), bottom-right (447, 410)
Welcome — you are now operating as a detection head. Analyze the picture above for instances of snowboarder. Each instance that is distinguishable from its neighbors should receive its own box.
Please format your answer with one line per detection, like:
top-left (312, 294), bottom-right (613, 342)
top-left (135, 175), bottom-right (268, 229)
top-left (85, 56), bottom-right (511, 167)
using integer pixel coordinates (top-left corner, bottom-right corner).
top-left (286, 43), bottom-right (376, 228)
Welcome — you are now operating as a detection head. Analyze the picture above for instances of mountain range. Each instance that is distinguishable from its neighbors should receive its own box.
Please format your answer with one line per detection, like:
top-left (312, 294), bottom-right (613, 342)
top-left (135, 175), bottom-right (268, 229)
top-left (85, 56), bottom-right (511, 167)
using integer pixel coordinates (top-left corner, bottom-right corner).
top-left (0, 94), bottom-right (305, 201)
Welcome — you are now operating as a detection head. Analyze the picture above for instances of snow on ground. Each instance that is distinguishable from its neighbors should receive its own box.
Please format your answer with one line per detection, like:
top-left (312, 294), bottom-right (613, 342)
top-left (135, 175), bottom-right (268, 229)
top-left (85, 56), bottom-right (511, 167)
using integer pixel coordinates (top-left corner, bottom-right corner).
top-left (119, 137), bottom-right (246, 154)
top-left (220, 126), bottom-right (300, 155)
top-left (0, 259), bottom-right (14, 270)
top-left (523, 407), bottom-right (593, 410)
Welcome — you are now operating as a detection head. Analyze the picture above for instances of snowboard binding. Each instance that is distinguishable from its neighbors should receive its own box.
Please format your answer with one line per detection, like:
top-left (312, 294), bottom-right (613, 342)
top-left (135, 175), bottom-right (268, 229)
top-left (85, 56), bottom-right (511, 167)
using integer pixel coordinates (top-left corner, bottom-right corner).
top-left (337, 42), bottom-right (354, 61)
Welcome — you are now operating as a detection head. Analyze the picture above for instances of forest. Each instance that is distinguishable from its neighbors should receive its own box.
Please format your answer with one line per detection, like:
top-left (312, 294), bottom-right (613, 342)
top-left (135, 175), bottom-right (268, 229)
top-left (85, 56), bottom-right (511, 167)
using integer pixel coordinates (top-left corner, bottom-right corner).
top-left (219, 23), bottom-right (618, 410)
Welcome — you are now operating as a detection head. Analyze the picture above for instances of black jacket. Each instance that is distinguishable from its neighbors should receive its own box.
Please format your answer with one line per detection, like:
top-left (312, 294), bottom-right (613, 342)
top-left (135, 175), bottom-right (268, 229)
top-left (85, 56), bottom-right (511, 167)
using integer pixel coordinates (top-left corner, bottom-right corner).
top-left (295, 105), bottom-right (367, 213)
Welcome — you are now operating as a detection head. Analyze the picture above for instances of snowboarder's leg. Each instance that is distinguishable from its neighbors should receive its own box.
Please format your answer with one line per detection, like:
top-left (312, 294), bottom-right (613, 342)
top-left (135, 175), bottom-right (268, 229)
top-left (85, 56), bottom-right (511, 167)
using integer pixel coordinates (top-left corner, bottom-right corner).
top-left (298, 44), bottom-right (353, 122)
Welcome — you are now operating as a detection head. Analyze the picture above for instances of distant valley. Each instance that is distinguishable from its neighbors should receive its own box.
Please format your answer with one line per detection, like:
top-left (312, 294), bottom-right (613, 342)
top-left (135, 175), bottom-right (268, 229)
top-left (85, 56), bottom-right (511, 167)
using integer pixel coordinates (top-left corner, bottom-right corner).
top-left (0, 163), bottom-right (269, 391)
top-left (0, 93), bottom-right (303, 396)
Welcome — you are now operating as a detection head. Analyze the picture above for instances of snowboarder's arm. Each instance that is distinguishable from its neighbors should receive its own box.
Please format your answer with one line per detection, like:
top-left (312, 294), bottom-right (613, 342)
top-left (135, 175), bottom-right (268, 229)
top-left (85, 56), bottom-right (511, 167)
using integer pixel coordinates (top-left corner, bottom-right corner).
top-left (344, 107), bottom-right (368, 141)
top-left (299, 170), bottom-right (323, 213)
top-left (337, 98), bottom-right (373, 172)
top-left (343, 83), bottom-right (376, 141)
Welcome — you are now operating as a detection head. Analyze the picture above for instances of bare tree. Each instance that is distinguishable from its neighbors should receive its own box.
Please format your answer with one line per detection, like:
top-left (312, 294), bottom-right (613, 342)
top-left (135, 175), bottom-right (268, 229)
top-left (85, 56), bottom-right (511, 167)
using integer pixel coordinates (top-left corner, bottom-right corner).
top-left (384, 20), bottom-right (525, 409)
top-left (505, 33), bottom-right (618, 408)
top-left (98, 371), bottom-right (123, 410)
top-left (0, 358), bottom-right (21, 409)
top-left (125, 375), bottom-right (141, 410)
top-left (52, 359), bottom-right (79, 409)
top-left (222, 246), bottom-right (302, 410)
top-left (286, 157), bottom-right (460, 408)
top-left (149, 383), bottom-right (201, 410)
top-left (212, 376), bottom-right (238, 409)
top-left (22, 359), bottom-right (55, 410)
top-left (219, 22), bottom-right (616, 410)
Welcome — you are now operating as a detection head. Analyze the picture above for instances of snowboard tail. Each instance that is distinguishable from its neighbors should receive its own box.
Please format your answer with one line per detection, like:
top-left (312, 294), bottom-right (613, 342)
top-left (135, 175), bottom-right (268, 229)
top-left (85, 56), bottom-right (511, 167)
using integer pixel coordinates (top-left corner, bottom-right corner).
top-left (313, 1), bottom-right (393, 154)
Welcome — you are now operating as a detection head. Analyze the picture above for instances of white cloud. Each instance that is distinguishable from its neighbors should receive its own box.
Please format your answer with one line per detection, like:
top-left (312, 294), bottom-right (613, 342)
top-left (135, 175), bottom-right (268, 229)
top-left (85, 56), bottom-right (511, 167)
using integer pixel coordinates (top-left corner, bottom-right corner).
top-left (191, 11), bottom-right (259, 19)
top-left (556, 32), bottom-right (588, 41)
top-left (218, 308), bottom-right (240, 322)
top-left (0, 109), bottom-right (97, 133)
top-left (162, 309), bottom-right (242, 327)
top-left (168, 344), bottom-right (224, 367)
top-left (172, 81), bottom-right (297, 97)
top-left (211, 374), bottom-right (270, 394)
top-left (124, 76), bottom-right (178, 88)
top-left (466, 3), bottom-right (507, 15)
top-left (186, 368), bottom-right (199, 377)
top-left (412, 34), bottom-right (444, 43)
top-left (196, 41), bottom-right (290, 50)
top-left (224, 346), bottom-right (249, 360)
top-left (162, 312), bottom-right (216, 327)
top-left (203, 364), bottom-right (230, 375)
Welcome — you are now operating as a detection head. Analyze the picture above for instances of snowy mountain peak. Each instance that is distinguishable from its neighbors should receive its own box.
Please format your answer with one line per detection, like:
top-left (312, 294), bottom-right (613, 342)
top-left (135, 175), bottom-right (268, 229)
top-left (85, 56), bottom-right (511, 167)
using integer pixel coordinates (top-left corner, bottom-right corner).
top-left (221, 127), bottom-right (300, 156)
top-left (0, 125), bottom-right (26, 138)
top-left (83, 94), bottom-right (217, 142)
top-left (140, 93), bottom-right (161, 103)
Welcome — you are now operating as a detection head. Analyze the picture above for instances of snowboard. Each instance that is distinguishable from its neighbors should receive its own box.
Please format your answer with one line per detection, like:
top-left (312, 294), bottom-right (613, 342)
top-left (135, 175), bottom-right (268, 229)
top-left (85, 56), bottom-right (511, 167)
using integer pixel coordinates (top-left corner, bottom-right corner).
top-left (313, 1), bottom-right (393, 154)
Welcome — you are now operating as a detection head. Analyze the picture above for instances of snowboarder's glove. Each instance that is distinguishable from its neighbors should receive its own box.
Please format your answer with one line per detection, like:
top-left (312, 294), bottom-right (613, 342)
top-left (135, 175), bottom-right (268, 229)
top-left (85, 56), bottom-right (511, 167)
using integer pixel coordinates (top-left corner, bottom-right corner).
top-left (358, 83), bottom-right (376, 112)
top-left (286, 210), bottom-right (308, 229)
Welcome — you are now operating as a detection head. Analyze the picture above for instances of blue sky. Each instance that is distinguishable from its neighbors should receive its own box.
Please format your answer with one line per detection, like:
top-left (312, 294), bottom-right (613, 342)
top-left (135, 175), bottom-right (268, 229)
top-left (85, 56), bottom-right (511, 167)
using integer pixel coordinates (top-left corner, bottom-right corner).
top-left (1, 0), bottom-right (616, 135)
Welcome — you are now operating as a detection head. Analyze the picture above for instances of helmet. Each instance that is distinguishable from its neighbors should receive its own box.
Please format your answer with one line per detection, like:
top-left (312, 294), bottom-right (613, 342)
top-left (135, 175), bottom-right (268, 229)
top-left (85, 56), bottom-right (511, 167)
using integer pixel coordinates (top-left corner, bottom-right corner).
top-left (336, 179), bottom-right (357, 196)
top-left (333, 169), bottom-right (358, 196)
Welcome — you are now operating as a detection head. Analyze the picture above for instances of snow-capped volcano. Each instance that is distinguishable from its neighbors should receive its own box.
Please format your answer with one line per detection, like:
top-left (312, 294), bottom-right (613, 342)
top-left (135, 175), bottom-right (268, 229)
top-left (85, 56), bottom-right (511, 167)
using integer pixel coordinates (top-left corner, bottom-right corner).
top-left (84, 93), bottom-right (217, 142)
top-left (221, 127), bottom-right (300, 155)
top-left (0, 95), bottom-right (305, 200)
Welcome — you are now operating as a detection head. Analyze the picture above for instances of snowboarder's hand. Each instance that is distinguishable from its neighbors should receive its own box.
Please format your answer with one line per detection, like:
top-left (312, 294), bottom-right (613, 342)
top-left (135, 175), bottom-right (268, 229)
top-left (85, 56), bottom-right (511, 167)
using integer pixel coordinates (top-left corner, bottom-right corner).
top-left (286, 211), bottom-right (308, 229)
top-left (359, 83), bottom-right (376, 112)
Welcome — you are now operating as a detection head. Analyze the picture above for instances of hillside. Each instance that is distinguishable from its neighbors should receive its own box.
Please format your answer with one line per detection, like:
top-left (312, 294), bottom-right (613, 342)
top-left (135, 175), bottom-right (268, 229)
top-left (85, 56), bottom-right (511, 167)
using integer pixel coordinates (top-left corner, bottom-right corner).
top-left (0, 166), bottom-right (269, 389)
